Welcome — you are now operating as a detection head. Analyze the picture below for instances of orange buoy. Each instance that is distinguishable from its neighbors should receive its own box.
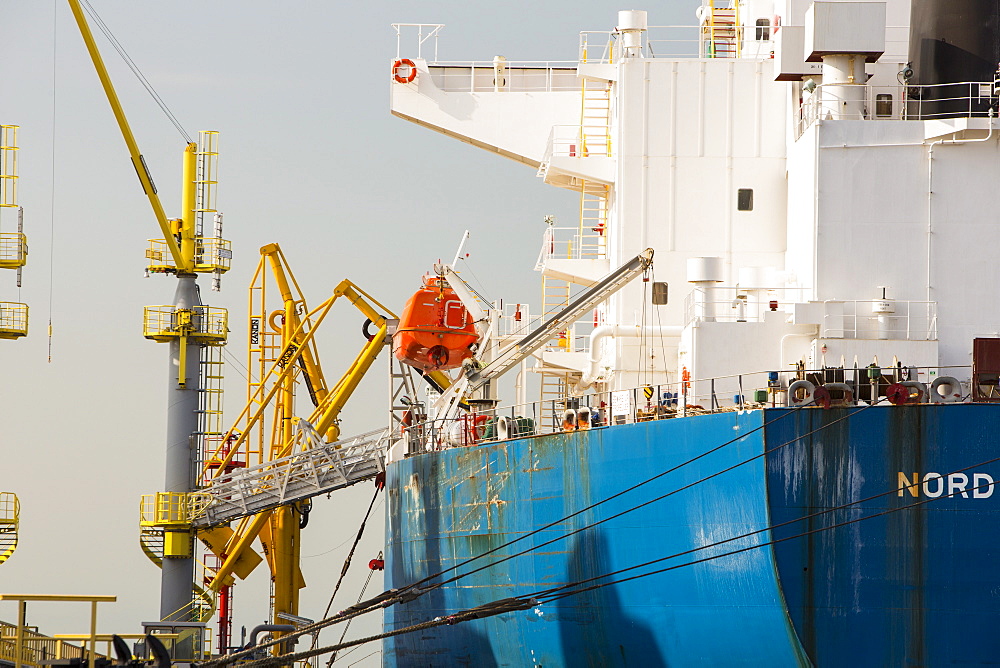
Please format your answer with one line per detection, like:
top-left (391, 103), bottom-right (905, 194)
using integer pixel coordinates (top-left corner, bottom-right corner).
top-left (392, 59), bottom-right (417, 83)
top-left (393, 274), bottom-right (479, 372)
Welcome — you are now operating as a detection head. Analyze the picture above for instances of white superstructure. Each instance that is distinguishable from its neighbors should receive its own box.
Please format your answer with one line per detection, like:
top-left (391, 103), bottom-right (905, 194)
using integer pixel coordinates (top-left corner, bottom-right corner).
top-left (391, 0), bottom-right (1000, 403)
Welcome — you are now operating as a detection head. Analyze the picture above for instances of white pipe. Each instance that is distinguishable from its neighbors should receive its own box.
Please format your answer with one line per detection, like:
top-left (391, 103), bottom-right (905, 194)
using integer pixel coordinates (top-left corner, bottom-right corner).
top-left (926, 110), bottom-right (994, 302)
top-left (574, 324), bottom-right (683, 393)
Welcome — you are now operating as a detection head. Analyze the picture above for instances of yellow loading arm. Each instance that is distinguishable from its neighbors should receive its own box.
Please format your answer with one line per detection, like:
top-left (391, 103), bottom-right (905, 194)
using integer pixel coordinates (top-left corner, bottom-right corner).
top-left (195, 247), bottom-right (399, 627)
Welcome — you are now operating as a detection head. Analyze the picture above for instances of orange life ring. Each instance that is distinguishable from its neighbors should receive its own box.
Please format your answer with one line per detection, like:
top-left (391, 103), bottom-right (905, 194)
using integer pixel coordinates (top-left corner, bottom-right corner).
top-left (392, 59), bottom-right (417, 84)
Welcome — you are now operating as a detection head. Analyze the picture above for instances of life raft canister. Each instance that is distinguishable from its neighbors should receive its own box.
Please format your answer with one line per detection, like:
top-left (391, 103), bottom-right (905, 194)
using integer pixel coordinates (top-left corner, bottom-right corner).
top-left (392, 59), bottom-right (417, 83)
top-left (393, 273), bottom-right (479, 373)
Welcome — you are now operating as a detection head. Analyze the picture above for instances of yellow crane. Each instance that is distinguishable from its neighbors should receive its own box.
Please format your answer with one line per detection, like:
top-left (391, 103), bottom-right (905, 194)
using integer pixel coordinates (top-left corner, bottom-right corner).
top-left (191, 243), bottom-right (408, 649)
top-left (66, 0), bottom-right (232, 625)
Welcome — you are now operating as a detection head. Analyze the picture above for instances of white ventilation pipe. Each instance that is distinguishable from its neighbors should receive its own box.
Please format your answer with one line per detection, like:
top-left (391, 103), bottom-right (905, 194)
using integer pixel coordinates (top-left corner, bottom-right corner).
top-left (573, 324), bottom-right (683, 393)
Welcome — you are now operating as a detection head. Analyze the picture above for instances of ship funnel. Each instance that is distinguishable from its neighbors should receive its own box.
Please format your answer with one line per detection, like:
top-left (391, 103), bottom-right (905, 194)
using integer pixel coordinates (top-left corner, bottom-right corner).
top-left (618, 10), bottom-right (647, 58)
top-left (908, 0), bottom-right (1000, 118)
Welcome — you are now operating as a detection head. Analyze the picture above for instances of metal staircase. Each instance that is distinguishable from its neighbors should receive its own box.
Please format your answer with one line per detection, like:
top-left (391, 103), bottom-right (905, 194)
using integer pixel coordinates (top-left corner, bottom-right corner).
top-left (190, 427), bottom-right (390, 529)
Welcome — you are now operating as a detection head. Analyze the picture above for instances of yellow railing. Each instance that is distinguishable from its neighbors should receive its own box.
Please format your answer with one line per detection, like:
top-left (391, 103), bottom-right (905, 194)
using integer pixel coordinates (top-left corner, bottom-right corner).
top-left (0, 623), bottom-right (90, 667)
top-left (0, 302), bottom-right (27, 339)
top-left (143, 305), bottom-right (228, 343)
top-left (139, 492), bottom-right (192, 527)
top-left (0, 493), bottom-right (18, 566)
top-left (1, 125), bottom-right (18, 208)
top-left (0, 232), bottom-right (26, 269)
top-left (146, 236), bottom-right (232, 274)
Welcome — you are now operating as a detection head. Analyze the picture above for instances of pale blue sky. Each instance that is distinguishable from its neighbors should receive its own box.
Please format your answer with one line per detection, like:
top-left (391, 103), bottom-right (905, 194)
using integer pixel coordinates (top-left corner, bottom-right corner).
top-left (0, 2), bottom-right (691, 662)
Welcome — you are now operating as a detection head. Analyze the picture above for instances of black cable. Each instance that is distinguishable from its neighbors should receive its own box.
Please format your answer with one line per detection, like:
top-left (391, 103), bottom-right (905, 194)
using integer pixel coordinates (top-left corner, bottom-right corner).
top-left (539, 471), bottom-right (1000, 604)
top-left (327, 553), bottom-right (379, 666)
top-left (224, 459), bottom-right (1000, 666)
top-left (525, 448), bottom-right (1000, 601)
top-left (426, 404), bottom-right (871, 593)
top-left (311, 487), bottom-right (381, 650)
top-left (79, 0), bottom-right (193, 143)
top-left (397, 405), bottom-right (806, 595)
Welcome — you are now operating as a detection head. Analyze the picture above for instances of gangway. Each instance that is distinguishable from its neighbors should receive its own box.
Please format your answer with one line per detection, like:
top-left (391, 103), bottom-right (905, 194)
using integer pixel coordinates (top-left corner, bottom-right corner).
top-left (469, 247), bottom-right (653, 387)
top-left (190, 427), bottom-right (390, 529)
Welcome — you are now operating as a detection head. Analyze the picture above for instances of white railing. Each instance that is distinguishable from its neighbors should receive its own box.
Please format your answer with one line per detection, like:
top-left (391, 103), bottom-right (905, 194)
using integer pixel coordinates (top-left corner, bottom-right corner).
top-left (400, 365), bottom-right (972, 454)
top-left (828, 300), bottom-right (937, 341)
top-left (683, 286), bottom-right (811, 325)
top-left (798, 81), bottom-right (999, 135)
top-left (392, 23), bottom-right (444, 61)
top-left (537, 224), bottom-right (607, 264)
top-left (424, 62), bottom-right (579, 92)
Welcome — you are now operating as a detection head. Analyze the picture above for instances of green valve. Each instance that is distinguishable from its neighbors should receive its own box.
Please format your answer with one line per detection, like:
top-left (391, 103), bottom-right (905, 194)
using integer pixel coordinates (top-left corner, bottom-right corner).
top-left (754, 389), bottom-right (769, 403)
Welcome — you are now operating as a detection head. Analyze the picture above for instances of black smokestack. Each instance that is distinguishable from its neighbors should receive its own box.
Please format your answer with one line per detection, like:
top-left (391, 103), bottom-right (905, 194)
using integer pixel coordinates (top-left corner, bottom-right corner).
top-left (909, 0), bottom-right (1000, 116)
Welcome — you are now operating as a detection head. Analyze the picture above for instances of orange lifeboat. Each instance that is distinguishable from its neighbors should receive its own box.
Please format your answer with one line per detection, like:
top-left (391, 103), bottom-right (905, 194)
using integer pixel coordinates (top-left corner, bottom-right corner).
top-left (393, 274), bottom-right (479, 372)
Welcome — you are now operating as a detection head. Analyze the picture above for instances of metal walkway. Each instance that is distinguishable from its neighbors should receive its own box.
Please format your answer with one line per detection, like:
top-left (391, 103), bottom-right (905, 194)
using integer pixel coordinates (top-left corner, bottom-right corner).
top-left (191, 427), bottom-right (390, 528)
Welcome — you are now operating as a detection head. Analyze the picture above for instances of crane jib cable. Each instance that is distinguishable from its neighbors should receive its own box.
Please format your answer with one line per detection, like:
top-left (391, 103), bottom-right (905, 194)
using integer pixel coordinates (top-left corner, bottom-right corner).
top-left (79, 0), bottom-right (193, 143)
top-left (205, 454), bottom-right (1000, 668)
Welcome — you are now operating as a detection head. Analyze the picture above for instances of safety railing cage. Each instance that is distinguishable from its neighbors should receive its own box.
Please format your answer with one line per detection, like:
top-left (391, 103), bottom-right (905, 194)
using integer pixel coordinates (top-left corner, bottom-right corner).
top-left (0, 302), bottom-right (27, 339)
top-left (139, 492), bottom-right (191, 527)
top-left (143, 305), bottom-right (228, 344)
top-left (403, 365), bottom-right (972, 455)
top-left (798, 81), bottom-right (1000, 136)
top-left (0, 232), bottom-right (26, 269)
top-left (0, 623), bottom-right (90, 667)
top-left (145, 237), bottom-right (232, 274)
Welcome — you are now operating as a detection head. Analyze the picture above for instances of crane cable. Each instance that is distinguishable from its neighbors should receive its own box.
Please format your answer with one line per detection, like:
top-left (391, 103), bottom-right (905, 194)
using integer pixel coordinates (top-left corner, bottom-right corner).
top-left (78, 0), bottom-right (193, 143)
top-left (327, 552), bottom-right (379, 666)
top-left (214, 448), bottom-right (1000, 668)
top-left (310, 484), bottom-right (382, 651)
top-left (47, 0), bottom-right (58, 363)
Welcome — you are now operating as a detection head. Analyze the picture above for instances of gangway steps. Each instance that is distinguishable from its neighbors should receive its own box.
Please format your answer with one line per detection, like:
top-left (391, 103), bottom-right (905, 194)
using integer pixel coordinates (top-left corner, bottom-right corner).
top-left (192, 427), bottom-right (390, 528)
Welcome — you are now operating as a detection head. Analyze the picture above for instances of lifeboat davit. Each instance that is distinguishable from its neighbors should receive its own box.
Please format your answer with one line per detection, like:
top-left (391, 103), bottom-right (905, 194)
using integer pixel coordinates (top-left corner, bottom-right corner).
top-left (393, 274), bottom-right (479, 372)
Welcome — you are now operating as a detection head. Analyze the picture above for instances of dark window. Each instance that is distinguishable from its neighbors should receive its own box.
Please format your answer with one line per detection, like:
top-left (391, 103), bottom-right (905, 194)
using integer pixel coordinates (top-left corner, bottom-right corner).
top-left (652, 282), bottom-right (668, 305)
top-left (875, 93), bottom-right (893, 117)
top-left (737, 188), bottom-right (754, 211)
top-left (755, 19), bottom-right (770, 41)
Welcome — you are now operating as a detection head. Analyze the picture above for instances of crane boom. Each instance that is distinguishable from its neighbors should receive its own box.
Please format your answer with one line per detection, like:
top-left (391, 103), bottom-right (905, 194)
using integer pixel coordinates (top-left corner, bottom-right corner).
top-left (473, 247), bottom-right (653, 386)
top-left (66, 0), bottom-right (188, 272)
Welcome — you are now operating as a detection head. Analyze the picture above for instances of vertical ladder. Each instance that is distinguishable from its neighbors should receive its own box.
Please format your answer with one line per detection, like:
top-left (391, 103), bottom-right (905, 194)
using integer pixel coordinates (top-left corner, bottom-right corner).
top-left (578, 180), bottom-right (609, 257)
top-left (539, 276), bottom-right (570, 407)
top-left (246, 280), bottom-right (278, 468)
top-left (540, 372), bottom-right (570, 425)
top-left (701, 1), bottom-right (741, 59)
top-left (197, 345), bottom-right (226, 471)
top-left (580, 80), bottom-right (612, 158)
top-left (194, 131), bottom-right (224, 291)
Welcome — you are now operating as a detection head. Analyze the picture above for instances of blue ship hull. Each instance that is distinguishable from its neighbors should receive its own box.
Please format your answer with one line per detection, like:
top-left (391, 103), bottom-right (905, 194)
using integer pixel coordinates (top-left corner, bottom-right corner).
top-left (382, 405), bottom-right (1000, 666)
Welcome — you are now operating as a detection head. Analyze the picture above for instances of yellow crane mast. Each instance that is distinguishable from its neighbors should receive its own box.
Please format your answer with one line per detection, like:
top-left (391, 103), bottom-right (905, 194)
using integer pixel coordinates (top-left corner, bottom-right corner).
top-left (66, 0), bottom-right (232, 625)
top-left (0, 124), bottom-right (28, 340)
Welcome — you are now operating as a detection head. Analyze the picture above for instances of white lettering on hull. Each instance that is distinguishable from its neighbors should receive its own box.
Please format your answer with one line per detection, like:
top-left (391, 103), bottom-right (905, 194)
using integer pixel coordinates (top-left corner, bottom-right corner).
top-left (897, 472), bottom-right (994, 499)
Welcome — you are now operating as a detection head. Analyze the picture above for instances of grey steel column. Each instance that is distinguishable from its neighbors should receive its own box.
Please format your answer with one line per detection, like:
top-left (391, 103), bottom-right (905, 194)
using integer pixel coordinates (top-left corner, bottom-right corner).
top-left (160, 274), bottom-right (202, 621)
